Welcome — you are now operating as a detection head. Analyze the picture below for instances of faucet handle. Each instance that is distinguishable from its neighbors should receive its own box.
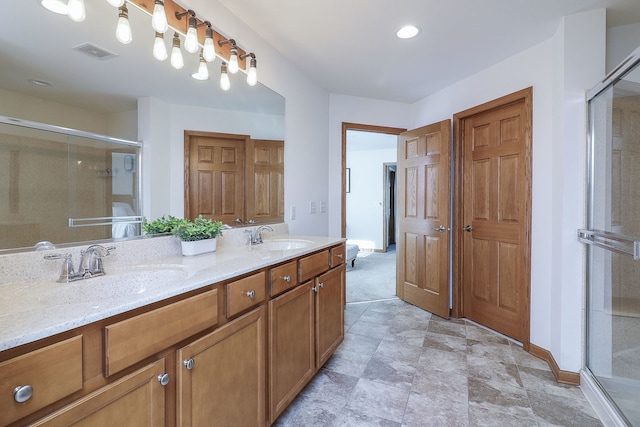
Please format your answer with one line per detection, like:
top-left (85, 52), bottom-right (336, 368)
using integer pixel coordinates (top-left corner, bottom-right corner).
top-left (44, 253), bottom-right (76, 283)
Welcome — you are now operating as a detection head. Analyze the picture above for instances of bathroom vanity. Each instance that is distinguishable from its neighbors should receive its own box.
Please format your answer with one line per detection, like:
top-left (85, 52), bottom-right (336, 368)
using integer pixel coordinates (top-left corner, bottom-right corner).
top-left (0, 232), bottom-right (345, 426)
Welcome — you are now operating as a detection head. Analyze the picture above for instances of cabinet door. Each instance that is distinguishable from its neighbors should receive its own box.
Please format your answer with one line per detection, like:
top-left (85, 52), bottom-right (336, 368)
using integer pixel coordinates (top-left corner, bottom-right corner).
top-left (268, 283), bottom-right (315, 422)
top-left (315, 265), bottom-right (346, 368)
top-left (176, 306), bottom-right (266, 427)
top-left (31, 359), bottom-right (167, 426)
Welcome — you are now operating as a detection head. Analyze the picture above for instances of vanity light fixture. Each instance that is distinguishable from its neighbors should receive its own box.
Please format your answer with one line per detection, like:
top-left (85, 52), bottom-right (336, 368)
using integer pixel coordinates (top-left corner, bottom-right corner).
top-left (151, 0), bottom-right (169, 33)
top-left (202, 23), bottom-right (216, 62)
top-left (220, 62), bottom-right (230, 91)
top-left (115, 4), bottom-right (132, 44)
top-left (240, 52), bottom-right (257, 86)
top-left (106, 0), bottom-right (125, 7)
top-left (218, 39), bottom-right (238, 73)
top-left (153, 31), bottom-right (168, 61)
top-left (170, 32), bottom-right (184, 69)
top-left (175, 9), bottom-right (199, 54)
top-left (40, 0), bottom-right (68, 15)
top-left (191, 52), bottom-right (209, 80)
top-left (67, 0), bottom-right (86, 22)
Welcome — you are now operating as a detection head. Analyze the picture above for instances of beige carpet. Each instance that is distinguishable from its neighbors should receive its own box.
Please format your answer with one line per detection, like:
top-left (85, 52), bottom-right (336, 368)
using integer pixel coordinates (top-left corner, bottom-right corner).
top-left (345, 246), bottom-right (397, 303)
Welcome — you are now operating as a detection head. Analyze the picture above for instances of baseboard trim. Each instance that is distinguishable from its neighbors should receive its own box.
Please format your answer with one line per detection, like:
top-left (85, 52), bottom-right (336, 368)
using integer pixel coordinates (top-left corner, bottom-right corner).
top-left (529, 343), bottom-right (580, 385)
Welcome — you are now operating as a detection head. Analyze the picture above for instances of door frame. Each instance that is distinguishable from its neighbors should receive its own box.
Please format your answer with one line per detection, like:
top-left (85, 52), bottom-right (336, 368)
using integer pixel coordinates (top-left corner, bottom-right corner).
top-left (382, 162), bottom-right (397, 251)
top-left (451, 87), bottom-right (532, 348)
top-left (341, 123), bottom-right (406, 238)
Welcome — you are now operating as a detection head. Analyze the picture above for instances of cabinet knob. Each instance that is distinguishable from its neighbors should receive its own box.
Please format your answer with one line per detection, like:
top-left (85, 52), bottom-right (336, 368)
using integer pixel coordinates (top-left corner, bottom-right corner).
top-left (157, 373), bottom-right (170, 386)
top-left (183, 358), bottom-right (195, 370)
top-left (336, 254), bottom-right (344, 259)
top-left (246, 290), bottom-right (256, 299)
top-left (318, 282), bottom-right (324, 288)
top-left (13, 385), bottom-right (33, 403)
top-left (282, 275), bottom-right (291, 282)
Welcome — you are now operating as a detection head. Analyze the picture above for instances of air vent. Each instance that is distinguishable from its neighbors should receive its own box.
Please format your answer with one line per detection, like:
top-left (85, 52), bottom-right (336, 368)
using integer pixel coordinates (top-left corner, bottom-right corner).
top-left (72, 43), bottom-right (118, 60)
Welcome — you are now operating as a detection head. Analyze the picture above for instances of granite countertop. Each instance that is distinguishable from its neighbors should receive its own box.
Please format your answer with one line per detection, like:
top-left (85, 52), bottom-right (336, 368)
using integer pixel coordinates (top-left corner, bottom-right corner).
top-left (0, 235), bottom-right (344, 352)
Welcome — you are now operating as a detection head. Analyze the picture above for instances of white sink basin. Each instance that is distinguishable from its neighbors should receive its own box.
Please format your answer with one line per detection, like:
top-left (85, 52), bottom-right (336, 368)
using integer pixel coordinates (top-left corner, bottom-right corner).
top-left (257, 239), bottom-right (314, 251)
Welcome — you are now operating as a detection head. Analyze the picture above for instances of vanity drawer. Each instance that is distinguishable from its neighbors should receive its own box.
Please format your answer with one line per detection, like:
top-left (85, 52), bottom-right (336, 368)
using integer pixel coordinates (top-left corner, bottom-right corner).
top-left (270, 261), bottom-right (298, 296)
top-left (0, 335), bottom-right (83, 426)
top-left (105, 289), bottom-right (218, 376)
top-left (226, 272), bottom-right (266, 318)
top-left (330, 244), bottom-right (346, 267)
top-left (298, 250), bottom-right (330, 283)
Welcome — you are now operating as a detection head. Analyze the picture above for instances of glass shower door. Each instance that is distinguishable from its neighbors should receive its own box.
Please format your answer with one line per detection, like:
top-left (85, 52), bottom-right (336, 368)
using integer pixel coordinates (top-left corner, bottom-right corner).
top-left (583, 56), bottom-right (640, 426)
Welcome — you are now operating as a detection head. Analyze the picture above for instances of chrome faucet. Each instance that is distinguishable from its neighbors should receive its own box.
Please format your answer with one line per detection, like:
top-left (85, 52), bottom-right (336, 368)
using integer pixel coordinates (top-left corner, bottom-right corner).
top-left (45, 244), bottom-right (115, 283)
top-left (247, 225), bottom-right (273, 245)
top-left (79, 245), bottom-right (115, 278)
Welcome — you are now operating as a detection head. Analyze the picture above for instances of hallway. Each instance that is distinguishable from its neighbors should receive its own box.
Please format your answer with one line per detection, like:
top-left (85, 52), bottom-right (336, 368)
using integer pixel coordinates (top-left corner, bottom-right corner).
top-left (273, 299), bottom-right (602, 426)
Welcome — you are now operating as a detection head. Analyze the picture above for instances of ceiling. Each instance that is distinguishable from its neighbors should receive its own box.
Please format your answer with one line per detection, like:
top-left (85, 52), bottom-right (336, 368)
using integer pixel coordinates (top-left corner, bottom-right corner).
top-left (215, 0), bottom-right (640, 103)
top-left (1, 1), bottom-right (639, 115)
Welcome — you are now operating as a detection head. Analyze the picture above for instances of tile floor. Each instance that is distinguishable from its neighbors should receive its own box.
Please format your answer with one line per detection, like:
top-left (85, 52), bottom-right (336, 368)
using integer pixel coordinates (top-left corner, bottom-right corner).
top-left (273, 298), bottom-right (603, 427)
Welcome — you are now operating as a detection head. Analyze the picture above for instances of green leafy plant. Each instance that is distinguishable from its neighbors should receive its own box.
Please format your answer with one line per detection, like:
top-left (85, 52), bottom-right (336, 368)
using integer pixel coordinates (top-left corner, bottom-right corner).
top-left (142, 215), bottom-right (184, 235)
top-left (174, 215), bottom-right (224, 242)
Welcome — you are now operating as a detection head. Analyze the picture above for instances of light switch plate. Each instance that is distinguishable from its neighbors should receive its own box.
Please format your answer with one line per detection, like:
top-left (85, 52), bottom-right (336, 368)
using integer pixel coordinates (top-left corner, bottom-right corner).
top-left (320, 201), bottom-right (326, 213)
top-left (309, 201), bottom-right (316, 214)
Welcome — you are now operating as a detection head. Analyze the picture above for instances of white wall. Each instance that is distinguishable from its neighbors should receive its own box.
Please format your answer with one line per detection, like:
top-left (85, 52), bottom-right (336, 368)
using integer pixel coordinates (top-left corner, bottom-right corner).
top-left (607, 23), bottom-right (640, 72)
top-left (346, 148), bottom-right (397, 251)
top-left (409, 9), bottom-right (606, 372)
top-left (0, 87), bottom-right (108, 134)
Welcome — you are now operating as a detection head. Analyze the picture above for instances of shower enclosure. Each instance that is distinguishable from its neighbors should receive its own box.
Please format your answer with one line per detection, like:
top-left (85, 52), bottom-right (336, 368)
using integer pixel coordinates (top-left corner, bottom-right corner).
top-left (581, 47), bottom-right (640, 426)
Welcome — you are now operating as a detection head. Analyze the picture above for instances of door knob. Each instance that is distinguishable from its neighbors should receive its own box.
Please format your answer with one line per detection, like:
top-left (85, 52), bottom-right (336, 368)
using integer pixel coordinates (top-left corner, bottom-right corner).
top-left (432, 225), bottom-right (447, 232)
top-left (463, 225), bottom-right (473, 232)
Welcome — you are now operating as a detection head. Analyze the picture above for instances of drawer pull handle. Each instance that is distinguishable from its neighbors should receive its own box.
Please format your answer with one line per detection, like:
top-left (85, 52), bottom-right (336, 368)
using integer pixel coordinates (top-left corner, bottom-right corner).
top-left (157, 373), bottom-right (170, 386)
top-left (13, 385), bottom-right (33, 403)
top-left (282, 275), bottom-right (291, 282)
top-left (336, 254), bottom-right (344, 258)
top-left (183, 358), bottom-right (195, 370)
top-left (246, 290), bottom-right (256, 299)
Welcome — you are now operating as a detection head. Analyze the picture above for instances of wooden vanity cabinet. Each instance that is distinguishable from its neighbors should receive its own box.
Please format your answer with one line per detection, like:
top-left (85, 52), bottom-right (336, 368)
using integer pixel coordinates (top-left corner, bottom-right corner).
top-left (30, 358), bottom-right (167, 426)
top-left (176, 306), bottom-right (266, 427)
top-left (268, 247), bottom-right (345, 424)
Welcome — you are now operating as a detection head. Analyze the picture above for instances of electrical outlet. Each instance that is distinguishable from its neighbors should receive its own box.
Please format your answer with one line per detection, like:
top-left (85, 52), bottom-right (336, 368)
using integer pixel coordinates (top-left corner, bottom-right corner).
top-left (309, 201), bottom-right (317, 214)
top-left (290, 206), bottom-right (296, 220)
top-left (320, 201), bottom-right (326, 213)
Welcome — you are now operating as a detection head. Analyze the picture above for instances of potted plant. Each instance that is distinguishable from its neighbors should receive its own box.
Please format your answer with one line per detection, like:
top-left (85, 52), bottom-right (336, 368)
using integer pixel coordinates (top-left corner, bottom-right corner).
top-left (174, 215), bottom-right (224, 256)
top-left (142, 215), bottom-right (182, 235)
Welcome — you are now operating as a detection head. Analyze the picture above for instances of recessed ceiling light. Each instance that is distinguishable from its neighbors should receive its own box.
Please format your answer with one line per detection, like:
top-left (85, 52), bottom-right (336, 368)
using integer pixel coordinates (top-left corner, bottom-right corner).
top-left (396, 25), bottom-right (420, 39)
top-left (29, 79), bottom-right (52, 87)
top-left (40, 0), bottom-right (68, 15)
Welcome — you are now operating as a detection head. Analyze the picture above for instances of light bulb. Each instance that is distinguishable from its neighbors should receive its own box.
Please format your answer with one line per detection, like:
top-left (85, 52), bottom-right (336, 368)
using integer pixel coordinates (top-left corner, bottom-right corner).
top-left (191, 54), bottom-right (209, 80)
top-left (116, 5), bottom-right (132, 44)
top-left (220, 63), bottom-right (230, 91)
top-left (106, 0), bottom-right (125, 7)
top-left (184, 17), bottom-right (199, 54)
top-left (67, 0), bottom-right (86, 22)
top-left (40, 0), bottom-right (68, 15)
top-left (153, 32), bottom-right (167, 61)
top-left (152, 0), bottom-right (168, 33)
top-left (203, 28), bottom-right (216, 62)
top-left (228, 47), bottom-right (239, 74)
top-left (171, 33), bottom-right (184, 69)
top-left (247, 57), bottom-right (257, 86)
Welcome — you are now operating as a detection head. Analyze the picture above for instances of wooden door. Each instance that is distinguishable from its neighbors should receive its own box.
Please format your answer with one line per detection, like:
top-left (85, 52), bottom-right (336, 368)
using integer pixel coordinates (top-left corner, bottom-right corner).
top-left (315, 265), bottom-right (345, 368)
top-left (246, 139), bottom-right (285, 224)
top-left (31, 359), bottom-right (166, 426)
top-left (268, 283), bottom-right (315, 422)
top-left (184, 131), bottom-right (247, 224)
top-left (176, 306), bottom-right (266, 427)
top-left (455, 88), bottom-right (532, 344)
top-left (397, 120), bottom-right (451, 319)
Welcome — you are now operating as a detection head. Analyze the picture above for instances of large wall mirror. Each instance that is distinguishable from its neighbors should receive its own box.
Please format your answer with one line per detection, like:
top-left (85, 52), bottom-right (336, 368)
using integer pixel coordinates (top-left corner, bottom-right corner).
top-left (0, 1), bottom-right (285, 252)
